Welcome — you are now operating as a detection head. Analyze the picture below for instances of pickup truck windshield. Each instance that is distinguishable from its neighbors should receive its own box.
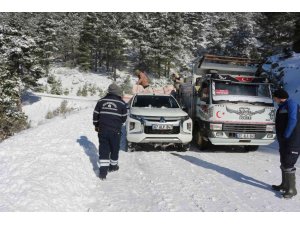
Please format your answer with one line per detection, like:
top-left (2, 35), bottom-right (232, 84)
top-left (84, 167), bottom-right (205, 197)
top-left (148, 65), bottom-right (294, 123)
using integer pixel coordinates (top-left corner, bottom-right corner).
top-left (212, 81), bottom-right (271, 98)
top-left (132, 95), bottom-right (179, 108)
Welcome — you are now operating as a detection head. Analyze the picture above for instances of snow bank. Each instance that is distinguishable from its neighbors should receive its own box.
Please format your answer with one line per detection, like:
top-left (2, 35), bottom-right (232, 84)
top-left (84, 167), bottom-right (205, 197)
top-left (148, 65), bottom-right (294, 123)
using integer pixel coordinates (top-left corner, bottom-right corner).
top-left (22, 91), bottom-right (96, 127)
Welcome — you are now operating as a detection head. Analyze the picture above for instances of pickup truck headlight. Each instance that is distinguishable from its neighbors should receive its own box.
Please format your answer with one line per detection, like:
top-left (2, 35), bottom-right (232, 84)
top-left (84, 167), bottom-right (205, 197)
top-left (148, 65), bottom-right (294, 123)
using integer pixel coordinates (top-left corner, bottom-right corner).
top-left (130, 114), bottom-right (143, 121)
top-left (266, 125), bottom-right (275, 132)
top-left (210, 123), bottom-right (222, 131)
top-left (181, 116), bottom-right (190, 121)
top-left (129, 122), bottom-right (135, 131)
top-left (187, 122), bottom-right (192, 131)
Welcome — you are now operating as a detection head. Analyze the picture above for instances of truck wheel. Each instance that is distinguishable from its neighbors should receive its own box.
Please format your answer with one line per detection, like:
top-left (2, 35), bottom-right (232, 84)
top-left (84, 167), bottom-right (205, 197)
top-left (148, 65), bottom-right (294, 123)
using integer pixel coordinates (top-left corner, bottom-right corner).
top-left (193, 126), bottom-right (209, 150)
top-left (179, 143), bottom-right (190, 152)
top-left (244, 145), bottom-right (259, 152)
top-left (127, 142), bottom-right (136, 152)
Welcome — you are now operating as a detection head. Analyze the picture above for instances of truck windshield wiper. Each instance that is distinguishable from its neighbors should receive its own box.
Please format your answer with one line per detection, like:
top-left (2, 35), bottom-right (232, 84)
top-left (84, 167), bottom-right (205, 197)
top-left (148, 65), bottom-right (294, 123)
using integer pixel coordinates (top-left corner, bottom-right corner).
top-left (214, 100), bottom-right (239, 104)
top-left (230, 100), bottom-right (270, 106)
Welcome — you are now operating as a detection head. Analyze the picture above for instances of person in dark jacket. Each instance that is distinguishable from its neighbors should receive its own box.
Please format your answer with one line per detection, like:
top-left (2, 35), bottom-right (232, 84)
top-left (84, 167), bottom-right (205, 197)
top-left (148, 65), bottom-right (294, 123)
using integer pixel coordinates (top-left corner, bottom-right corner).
top-left (272, 89), bottom-right (300, 198)
top-left (93, 83), bottom-right (127, 180)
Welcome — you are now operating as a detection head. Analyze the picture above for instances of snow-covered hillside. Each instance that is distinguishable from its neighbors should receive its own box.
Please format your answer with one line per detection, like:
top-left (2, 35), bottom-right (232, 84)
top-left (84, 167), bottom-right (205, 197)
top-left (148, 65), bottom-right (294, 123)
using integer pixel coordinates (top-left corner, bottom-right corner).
top-left (38, 66), bottom-right (171, 97)
top-left (263, 53), bottom-right (300, 104)
top-left (21, 66), bottom-right (171, 127)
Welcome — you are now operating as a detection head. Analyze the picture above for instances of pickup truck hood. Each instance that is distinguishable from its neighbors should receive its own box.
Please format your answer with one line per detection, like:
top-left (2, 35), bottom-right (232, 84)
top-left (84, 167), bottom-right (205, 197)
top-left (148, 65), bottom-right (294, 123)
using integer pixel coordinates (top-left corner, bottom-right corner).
top-left (130, 107), bottom-right (188, 117)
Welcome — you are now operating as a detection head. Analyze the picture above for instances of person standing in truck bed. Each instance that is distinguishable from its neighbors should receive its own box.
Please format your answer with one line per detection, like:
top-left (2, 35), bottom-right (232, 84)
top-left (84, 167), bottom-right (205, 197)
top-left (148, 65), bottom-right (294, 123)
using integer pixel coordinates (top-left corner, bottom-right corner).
top-left (135, 69), bottom-right (149, 89)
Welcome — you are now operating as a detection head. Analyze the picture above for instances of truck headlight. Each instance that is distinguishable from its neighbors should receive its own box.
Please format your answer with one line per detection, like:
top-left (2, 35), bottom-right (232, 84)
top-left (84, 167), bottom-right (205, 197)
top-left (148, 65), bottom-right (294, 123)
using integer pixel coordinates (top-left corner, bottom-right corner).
top-left (266, 125), bottom-right (275, 132)
top-left (210, 123), bottom-right (222, 131)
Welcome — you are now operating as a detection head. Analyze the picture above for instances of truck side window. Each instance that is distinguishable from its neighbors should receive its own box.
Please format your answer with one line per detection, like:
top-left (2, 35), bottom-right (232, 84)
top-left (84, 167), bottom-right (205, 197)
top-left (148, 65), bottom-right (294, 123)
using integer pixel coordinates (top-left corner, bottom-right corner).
top-left (200, 82), bottom-right (209, 104)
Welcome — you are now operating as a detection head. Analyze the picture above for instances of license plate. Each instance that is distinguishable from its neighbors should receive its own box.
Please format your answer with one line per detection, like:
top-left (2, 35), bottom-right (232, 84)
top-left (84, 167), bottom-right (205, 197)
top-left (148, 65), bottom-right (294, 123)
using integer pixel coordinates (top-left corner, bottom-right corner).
top-left (152, 124), bottom-right (173, 130)
top-left (237, 133), bottom-right (255, 139)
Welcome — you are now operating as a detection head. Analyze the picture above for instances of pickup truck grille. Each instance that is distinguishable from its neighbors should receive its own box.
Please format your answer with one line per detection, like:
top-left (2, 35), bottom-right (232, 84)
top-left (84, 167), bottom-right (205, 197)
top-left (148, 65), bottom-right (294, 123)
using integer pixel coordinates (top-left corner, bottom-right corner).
top-left (223, 124), bottom-right (267, 133)
top-left (143, 116), bottom-right (181, 122)
top-left (144, 126), bottom-right (180, 134)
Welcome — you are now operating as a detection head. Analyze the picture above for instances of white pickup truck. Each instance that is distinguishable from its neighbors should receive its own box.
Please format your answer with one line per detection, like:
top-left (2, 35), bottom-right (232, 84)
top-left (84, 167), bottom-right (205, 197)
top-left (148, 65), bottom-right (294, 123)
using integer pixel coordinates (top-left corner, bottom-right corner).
top-left (126, 93), bottom-right (193, 152)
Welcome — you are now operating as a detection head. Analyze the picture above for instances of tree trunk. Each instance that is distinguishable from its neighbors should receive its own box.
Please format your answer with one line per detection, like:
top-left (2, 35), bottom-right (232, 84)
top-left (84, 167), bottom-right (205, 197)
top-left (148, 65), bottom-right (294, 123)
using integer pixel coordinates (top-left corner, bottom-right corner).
top-left (167, 61), bottom-right (171, 77)
top-left (98, 49), bottom-right (102, 67)
top-left (94, 51), bottom-right (98, 72)
top-left (113, 65), bottom-right (117, 81)
top-left (106, 50), bottom-right (110, 71)
top-left (157, 58), bottom-right (161, 78)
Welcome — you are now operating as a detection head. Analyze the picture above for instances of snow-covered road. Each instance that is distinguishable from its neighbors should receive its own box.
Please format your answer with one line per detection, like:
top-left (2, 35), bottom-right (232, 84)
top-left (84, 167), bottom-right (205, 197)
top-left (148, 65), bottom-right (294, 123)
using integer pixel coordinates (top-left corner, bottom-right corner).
top-left (0, 108), bottom-right (300, 211)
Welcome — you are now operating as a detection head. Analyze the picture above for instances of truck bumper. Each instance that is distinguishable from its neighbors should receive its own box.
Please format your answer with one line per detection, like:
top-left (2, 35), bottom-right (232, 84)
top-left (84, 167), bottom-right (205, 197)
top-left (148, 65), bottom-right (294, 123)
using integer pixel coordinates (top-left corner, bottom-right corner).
top-left (209, 137), bottom-right (275, 146)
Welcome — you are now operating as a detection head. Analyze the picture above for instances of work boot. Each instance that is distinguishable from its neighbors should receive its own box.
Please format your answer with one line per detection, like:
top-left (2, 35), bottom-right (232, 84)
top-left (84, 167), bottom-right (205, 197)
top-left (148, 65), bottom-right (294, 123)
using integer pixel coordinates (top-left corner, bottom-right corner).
top-left (108, 164), bottom-right (119, 172)
top-left (272, 168), bottom-right (286, 191)
top-left (99, 173), bottom-right (107, 180)
top-left (99, 167), bottom-right (108, 180)
top-left (282, 170), bottom-right (297, 199)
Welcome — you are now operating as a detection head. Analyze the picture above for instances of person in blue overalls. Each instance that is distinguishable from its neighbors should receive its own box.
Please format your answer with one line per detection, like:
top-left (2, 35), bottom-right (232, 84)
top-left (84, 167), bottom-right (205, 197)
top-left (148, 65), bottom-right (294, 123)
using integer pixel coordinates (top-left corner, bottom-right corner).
top-left (272, 89), bottom-right (300, 198)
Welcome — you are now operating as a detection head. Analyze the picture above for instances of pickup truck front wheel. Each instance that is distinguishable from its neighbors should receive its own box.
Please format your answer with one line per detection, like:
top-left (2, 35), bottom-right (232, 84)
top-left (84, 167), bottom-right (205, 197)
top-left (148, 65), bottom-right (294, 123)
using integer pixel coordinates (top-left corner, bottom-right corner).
top-left (178, 143), bottom-right (190, 152)
top-left (127, 142), bottom-right (136, 152)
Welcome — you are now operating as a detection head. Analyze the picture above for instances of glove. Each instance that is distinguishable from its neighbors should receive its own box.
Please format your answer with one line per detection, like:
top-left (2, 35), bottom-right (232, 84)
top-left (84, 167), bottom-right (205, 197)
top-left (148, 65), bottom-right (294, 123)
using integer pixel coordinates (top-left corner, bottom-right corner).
top-left (95, 127), bottom-right (99, 132)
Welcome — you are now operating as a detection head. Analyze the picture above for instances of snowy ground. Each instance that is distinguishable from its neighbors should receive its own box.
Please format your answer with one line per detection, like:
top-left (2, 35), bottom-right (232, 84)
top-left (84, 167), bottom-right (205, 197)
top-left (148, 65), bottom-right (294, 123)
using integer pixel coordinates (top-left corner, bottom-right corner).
top-left (1, 106), bottom-right (300, 212)
top-left (2, 64), bottom-right (300, 212)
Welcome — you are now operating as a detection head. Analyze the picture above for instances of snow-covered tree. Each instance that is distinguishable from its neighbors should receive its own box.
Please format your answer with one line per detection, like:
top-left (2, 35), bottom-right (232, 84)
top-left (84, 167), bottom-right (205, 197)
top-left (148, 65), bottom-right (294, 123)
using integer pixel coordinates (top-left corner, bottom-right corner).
top-left (56, 13), bottom-right (84, 67)
top-left (0, 21), bottom-right (43, 140)
top-left (225, 13), bottom-right (260, 58)
top-left (293, 14), bottom-right (300, 53)
top-left (257, 13), bottom-right (296, 56)
top-left (35, 13), bottom-right (59, 74)
top-left (77, 13), bottom-right (97, 71)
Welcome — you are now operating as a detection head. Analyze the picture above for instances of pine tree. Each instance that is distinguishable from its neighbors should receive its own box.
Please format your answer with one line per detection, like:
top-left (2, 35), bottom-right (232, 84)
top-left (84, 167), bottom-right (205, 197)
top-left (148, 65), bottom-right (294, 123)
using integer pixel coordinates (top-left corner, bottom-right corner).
top-left (225, 13), bottom-right (260, 58)
top-left (0, 20), bottom-right (44, 140)
top-left (77, 13), bottom-right (97, 71)
top-left (126, 13), bottom-right (152, 68)
top-left (35, 13), bottom-right (59, 75)
top-left (96, 13), bottom-right (127, 77)
top-left (56, 13), bottom-right (84, 67)
top-left (257, 12), bottom-right (296, 56)
top-left (293, 14), bottom-right (300, 53)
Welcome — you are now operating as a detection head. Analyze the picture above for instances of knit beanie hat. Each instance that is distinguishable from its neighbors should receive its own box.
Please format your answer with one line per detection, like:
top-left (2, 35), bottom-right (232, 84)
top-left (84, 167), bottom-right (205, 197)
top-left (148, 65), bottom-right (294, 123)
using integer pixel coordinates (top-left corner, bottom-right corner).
top-left (273, 89), bottom-right (289, 99)
top-left (108, 83), bottom-right (122, 97)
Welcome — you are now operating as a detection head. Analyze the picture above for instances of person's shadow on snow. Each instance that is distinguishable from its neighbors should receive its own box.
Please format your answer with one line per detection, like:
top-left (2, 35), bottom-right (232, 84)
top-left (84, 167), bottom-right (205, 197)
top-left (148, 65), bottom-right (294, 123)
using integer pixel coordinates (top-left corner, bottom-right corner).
top-left (77, 136), bottom-right (99, 177)
top-left (171, 153), bottom-right (282, 198)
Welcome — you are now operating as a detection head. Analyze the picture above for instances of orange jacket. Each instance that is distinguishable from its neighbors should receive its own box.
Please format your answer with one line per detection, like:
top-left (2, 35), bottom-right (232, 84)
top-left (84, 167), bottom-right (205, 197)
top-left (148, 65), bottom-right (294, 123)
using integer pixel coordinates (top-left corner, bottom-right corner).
top-left (137, 72), bottom-right (149, 88)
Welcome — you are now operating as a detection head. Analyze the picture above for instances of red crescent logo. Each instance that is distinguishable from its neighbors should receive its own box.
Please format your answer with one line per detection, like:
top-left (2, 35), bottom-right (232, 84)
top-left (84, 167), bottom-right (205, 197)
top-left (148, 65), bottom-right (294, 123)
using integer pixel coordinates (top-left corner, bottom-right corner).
top-left (216, 111), bottom-right (224, 118)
